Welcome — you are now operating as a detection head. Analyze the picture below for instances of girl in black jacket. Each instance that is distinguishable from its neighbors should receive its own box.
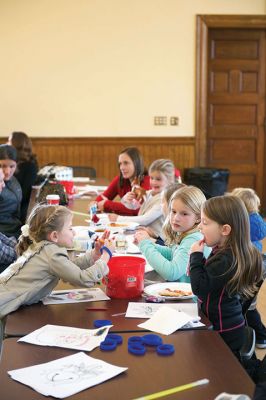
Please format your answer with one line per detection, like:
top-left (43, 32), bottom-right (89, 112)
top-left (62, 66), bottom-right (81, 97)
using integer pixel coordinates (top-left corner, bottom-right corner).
top-left (189, 196), bottom-right (262, 359)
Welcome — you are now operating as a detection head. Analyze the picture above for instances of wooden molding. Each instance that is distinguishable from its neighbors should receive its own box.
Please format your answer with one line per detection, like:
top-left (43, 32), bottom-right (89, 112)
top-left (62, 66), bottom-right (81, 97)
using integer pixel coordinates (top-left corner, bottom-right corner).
top-left (0, 136), bottom-right (196, 181)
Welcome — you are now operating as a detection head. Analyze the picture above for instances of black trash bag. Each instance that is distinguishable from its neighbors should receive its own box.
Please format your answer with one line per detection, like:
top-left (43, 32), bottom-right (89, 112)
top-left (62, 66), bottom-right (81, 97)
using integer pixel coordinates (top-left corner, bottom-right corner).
top-left (183, 167), bottom-right (230, 198)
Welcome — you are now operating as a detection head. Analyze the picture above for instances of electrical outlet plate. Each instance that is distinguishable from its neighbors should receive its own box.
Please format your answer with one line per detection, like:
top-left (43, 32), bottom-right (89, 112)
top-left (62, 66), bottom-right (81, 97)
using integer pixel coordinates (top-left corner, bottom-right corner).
top-left (170, 117), bottom-right (179, 126)
top-left (154, 116), bottom-right (167, 126)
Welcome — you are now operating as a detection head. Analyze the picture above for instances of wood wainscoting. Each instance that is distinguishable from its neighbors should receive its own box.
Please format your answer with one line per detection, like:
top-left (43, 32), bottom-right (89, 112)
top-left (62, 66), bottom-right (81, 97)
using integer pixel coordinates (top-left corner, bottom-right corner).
top-left (22, 136), bottom-right (196, 181)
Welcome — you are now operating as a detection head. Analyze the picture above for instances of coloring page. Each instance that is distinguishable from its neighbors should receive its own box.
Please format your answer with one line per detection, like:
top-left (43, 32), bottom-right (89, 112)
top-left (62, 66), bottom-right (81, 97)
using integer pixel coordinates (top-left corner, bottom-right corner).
top-left (8, 352), bottom-right (127, 399)
top-left (18, 324), bottom-right (112, 351)
top-left (42, 287), bottom-right (110, 305)
top-left (125, 302), bottom-right (199, 320)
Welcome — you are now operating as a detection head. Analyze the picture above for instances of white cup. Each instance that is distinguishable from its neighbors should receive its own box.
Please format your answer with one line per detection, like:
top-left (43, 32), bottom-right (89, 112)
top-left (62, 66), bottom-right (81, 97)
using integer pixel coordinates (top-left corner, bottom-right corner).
top-left (46, 194), bottom-right (60, 205)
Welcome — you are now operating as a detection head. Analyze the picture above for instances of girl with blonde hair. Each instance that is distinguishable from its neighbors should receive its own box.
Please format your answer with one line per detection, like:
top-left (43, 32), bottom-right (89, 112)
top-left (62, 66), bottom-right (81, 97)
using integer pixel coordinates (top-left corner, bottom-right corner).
top-left (134, 185), bottom-right (211, 282)
top-left (0, 204), bottom-right (114, 319)
top-left (109, 159), bottom-right (176, 238)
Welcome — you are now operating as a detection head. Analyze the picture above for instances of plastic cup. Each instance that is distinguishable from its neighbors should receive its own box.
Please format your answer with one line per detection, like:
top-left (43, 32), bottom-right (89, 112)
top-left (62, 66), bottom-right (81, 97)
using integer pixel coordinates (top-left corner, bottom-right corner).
top-left (46, 194), bottom-right (60, 205)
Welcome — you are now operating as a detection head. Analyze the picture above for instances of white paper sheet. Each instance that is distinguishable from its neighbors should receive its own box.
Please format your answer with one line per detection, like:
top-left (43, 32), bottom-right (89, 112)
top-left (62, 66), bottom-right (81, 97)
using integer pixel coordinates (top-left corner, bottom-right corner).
top-left (18, 324), bottom-right (112, 351)
top-left (138, 306), bottom-right (195, 335)
top-left (8, 352), bottom-right (127, 399)
top-left (126, 302), bottom-right (199, 319)
top-left (73, 185), bottom-right (107, 198)
top-left (42, 288), bottom-right (110, 305)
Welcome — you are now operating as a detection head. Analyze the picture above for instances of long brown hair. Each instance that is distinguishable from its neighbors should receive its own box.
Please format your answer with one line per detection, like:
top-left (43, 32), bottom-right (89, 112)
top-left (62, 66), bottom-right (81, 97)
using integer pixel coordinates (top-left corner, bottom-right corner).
top-left (17, 204), bottom-right (72, 255)
top-left (118, 147), bottom-right (147, 187)
top-left (203, 196), bottom-right (262, 297)
top-left (9, 131), bottom-right (37, 164)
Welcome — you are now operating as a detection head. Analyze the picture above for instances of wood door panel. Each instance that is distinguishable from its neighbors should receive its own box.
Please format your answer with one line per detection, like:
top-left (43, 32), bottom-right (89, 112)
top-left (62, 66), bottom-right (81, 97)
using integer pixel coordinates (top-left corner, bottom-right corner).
top-left (209, 139), bottom-right (256, 163)
top-left (210, 104), bottom-right (257, 125)
top-left (209, 125), bottom-right (257, 138)
top-left (212, 40), bottom-right (259, 59)
top-left (228, 174), bottom-right (256, 190)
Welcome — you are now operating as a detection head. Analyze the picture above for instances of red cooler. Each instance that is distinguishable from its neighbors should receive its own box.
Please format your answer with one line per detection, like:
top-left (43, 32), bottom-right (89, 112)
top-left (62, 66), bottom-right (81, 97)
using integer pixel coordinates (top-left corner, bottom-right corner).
top-left (104, 256), bottom-right (146, 299)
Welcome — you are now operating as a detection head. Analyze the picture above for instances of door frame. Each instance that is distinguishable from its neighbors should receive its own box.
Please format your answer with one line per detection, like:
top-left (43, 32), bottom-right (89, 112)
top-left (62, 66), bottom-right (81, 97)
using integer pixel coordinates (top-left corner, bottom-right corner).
top-left (196, 15), bottom-right (266, 211)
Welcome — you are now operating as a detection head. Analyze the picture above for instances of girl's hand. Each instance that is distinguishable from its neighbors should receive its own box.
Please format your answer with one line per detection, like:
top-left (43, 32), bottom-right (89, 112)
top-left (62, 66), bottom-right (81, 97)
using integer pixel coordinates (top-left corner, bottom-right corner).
top-left (190, 239), bottom-right (205, 253)
top-left (108, 213), bottom-right (118, 223)
top-left (123, 191), bottom-right (136, 203)
top-left (136, 226), bottom-right (156, 238)
top-left (134, 229), bottom-right (150, 244)
top-left (94, 230), bottom-right (110, 253)
top-left (97, 198), bottom-right (107, 212)
top-left (93, 237), bottom-right (115, 261)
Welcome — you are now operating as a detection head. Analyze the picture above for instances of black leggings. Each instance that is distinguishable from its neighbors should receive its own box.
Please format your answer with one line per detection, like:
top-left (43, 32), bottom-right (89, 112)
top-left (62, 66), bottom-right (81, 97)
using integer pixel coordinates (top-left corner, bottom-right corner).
top-left (219, 325), bottom-right (245, 360)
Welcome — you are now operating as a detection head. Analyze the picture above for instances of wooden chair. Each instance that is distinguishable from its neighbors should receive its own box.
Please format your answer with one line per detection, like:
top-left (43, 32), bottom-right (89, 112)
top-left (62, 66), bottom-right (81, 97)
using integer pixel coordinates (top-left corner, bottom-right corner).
top-left (71, 166), bottom-right (96, 179)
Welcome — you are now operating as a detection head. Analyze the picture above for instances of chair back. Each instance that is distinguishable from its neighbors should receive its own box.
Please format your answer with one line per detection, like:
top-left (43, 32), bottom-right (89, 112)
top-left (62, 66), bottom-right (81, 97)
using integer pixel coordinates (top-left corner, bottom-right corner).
top-left (72, 166), bottom-right (96, 178)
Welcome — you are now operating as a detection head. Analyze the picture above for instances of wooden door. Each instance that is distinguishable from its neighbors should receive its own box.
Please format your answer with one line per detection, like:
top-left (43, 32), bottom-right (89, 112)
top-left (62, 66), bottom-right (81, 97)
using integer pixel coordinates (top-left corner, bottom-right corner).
top-left (208, 28), bottom-right (265, 196)
top-left (196, 16), bottom-right (266, 212)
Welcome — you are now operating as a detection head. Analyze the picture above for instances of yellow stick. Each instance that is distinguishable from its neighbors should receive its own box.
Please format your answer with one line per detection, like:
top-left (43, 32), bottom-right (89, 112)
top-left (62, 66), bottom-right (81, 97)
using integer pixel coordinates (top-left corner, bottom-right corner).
top-left (134, 379), bottom-right (209, 400)
top-left (71, 211), bottom-right (89, 217)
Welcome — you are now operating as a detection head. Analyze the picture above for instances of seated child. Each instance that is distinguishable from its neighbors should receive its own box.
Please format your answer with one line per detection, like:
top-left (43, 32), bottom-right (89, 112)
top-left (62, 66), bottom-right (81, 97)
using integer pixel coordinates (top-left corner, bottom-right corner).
top-left (139, 182), bottom-right (186, 245)
top-left (229, 187), bottom-right (266, 349)
top-left (134, 185), bottom-right (211, 282)
top-left (0, 204), bottom-right (115, 319)
top-left (230, 187), bottom-right (266, 252)
top-left (108, 159), bottom-right (175, 238)
top-left (190, 196), bottom-right (262, 359)
top-left (0, 167), bottom-right (17, 272)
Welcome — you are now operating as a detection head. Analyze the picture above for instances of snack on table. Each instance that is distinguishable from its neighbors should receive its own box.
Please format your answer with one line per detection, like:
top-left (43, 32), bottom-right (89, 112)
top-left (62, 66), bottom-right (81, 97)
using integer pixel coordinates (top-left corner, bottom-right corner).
top-left (109, 222), bottom-right (128, 228)
top-left (158, 288), bottom-right (193, 297)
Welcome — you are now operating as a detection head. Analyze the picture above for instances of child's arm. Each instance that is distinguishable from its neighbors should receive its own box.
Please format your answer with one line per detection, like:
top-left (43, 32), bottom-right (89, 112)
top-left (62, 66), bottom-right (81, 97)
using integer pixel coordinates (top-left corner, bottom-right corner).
top-left (0, 233), bottom-right (17, 265)
top-left (189, 251), bottom-right (234, 296)
top-left (48, 246), bottom-right (111, 287)
top-left (138, 240), bottom-right (181, 281)
top-left (114, 199), bottom-right (162, 225)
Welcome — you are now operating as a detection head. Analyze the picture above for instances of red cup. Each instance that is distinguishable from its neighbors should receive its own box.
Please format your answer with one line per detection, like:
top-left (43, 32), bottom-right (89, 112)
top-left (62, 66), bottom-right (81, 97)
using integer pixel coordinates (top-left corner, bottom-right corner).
top-left (60, 180), bottom-right (74, 196)
top-left (46, 194), bottom-right (60, 205)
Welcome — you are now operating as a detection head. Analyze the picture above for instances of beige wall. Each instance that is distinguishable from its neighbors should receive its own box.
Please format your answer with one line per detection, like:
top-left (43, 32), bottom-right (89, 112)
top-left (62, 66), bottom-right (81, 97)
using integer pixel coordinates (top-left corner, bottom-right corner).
top-left (0, 0), bottom-right (265, 138)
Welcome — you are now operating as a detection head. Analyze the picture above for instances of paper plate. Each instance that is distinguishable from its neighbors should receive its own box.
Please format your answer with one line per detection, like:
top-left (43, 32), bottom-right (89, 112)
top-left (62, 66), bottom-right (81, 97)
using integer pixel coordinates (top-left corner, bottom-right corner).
top-left (107, 222), bottom-right (139, 231)
top-left (144, 282), bottom-right (194, 300)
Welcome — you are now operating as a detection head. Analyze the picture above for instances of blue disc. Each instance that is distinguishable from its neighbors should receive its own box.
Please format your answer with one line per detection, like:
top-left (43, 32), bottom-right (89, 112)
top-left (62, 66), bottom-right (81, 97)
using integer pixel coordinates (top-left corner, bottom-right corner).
top-left (156, 344), bottom-right (175, 356)
top-left (128, 343), bottom-right (146, 356)
top-left (106, 334), bottom-right (123, 345)
top-left (100, 338), bottom-right (117, 351)
top-left (142, 334), bottom-right (163, 346)
top-left (94, 319), bottom-right (112, 328)
top-left (128, 336), bottom-right (144, 346)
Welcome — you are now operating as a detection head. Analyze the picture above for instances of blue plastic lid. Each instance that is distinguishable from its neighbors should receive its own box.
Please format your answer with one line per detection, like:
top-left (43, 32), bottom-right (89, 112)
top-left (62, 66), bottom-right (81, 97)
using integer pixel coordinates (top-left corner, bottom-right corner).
top-left (142, 334), bottom-right (163, 347)
top-left (156, 344), bottom-right (175, 356)
top-left (128, 336), bottom-right (144, 345)
top-left (100, 338), bottom-right (117, 351)
top-left (128, 343), bottom-right (146, 356)
top-left (106, 334), bottom-right (123, 345)
top-left (94, 319), bottom-right (112, 328)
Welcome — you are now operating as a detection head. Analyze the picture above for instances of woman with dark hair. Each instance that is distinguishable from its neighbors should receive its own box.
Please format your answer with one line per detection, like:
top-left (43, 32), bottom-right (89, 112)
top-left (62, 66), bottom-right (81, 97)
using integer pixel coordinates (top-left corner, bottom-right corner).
top-left (8, 131), bottom-right (38, 223)
top-left (95, 147), bottom-right (150, 216)
top-left (0, 144), bottom-right (22, 238)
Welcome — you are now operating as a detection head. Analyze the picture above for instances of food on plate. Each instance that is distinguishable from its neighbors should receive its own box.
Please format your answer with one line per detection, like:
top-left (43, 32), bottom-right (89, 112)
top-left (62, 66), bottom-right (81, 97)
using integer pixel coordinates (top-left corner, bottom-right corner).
top-left (109, 222), bottom-right (128, 228)
top-left (158, 288), bottom-right (193, 297)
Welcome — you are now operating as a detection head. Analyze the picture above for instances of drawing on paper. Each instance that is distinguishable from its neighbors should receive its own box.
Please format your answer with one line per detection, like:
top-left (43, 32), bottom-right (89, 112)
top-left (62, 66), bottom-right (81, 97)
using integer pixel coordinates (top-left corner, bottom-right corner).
top-left (43, 362), bottom-right (104, 386)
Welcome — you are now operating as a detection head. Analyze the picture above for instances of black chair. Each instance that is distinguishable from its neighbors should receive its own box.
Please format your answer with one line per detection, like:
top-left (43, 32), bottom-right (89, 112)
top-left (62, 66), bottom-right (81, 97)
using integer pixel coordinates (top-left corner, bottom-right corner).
top-left (240, 325), bottom-right (256, 361)
top-left (240, 278), bottom-right (264, 362)
top-left (71, 166), bottom-right (96, 179)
